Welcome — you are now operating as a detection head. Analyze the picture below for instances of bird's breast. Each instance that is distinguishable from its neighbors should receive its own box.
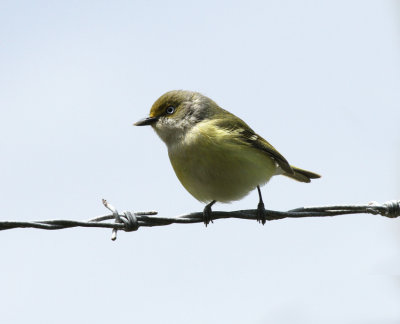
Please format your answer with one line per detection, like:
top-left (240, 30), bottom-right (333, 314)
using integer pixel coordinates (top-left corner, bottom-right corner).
top-left (167, 122), bottom-right (277, 203)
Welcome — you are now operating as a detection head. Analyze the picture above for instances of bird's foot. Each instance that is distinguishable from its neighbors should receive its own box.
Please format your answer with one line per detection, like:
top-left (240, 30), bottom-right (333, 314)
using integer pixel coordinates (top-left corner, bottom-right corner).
top-left (257, 201), bottom-right (267, 225)
top-left (203, 200), bottom-right (216, 227)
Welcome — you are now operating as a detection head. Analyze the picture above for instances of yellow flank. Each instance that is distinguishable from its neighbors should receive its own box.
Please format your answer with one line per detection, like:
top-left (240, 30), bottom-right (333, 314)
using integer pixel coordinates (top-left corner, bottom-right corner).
top-left (168, 119), bottom-right (277, 203)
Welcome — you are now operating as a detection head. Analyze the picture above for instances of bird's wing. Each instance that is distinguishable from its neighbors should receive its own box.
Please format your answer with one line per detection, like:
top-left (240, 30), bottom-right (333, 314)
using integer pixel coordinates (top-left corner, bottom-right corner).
top-left (214, 116), bottom-right (294, 175)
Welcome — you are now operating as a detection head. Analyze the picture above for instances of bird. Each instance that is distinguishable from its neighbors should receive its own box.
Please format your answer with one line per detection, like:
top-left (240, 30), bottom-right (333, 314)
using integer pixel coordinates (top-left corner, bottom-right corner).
top-left (134, 90), bottom-right (320, 225)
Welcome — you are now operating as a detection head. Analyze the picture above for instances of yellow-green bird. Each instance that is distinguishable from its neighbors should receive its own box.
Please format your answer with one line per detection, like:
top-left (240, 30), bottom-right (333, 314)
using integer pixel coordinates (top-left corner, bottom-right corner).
top-left (135, 90), bottom-right (320, 225)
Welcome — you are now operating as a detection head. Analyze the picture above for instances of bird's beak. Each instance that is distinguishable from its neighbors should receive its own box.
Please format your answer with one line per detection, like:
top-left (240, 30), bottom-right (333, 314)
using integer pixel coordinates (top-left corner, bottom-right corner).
top-left (134, 116), bottom-right (158, 126)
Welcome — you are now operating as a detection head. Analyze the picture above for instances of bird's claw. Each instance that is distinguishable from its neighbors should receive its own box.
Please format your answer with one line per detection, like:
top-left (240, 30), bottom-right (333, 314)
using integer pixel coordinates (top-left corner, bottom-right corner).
top-left (257, 201), bottom-right (267, 225)
top-left (203, 204), bottom-right (214, 227)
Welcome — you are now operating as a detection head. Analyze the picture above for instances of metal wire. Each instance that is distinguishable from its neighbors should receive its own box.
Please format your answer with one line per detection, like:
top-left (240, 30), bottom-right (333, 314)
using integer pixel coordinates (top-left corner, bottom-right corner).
top-left (0, 199), bottom-right (398, 241)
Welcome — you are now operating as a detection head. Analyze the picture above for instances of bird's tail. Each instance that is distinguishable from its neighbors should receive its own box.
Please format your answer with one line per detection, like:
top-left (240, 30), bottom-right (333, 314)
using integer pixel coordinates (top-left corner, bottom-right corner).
top-left (283, 166), bottom-right (321, 183)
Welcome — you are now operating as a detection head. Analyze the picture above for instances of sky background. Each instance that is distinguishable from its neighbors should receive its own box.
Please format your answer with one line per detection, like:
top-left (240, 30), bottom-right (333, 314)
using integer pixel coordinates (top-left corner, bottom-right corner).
top-left (1, 1), bottom-right (400, 323)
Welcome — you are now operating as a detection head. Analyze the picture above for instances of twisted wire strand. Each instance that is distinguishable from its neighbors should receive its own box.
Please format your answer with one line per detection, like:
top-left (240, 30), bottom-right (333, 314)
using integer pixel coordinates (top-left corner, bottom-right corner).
top-left (0, 199), bottom-right (398, 240)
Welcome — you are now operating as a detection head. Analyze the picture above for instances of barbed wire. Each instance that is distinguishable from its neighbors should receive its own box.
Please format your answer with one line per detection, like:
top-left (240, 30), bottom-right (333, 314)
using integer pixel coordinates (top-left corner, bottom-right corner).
top-left (0, 199), bottom-right (398, 241)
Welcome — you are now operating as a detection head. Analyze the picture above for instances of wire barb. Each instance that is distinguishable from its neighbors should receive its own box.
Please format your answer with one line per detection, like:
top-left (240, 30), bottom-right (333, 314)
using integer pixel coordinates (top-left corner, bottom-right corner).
top-left (0, 199), bottom-right (398, 240)
top-left (380, 200), bottom-right (400, 218)
top-left (122, 211), bottom-right (139, 231)
top-left (102, 199), bottom-right (140, 240)
top-left (102, 199), bottom-right (120, 241)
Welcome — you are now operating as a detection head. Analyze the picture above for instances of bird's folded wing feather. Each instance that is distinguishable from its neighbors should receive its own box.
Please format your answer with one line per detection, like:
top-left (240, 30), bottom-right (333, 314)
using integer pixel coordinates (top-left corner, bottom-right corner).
top-left (214, 116), bottom-right (294, 175)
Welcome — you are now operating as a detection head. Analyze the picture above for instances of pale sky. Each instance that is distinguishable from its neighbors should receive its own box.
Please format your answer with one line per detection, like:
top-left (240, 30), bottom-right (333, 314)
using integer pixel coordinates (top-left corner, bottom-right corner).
top-left (1, 1), bottom-right (400, 323)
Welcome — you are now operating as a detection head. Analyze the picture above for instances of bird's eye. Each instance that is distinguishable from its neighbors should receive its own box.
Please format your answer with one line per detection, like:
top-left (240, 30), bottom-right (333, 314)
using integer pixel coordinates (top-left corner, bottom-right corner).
top-left (166, 106), bottom-right (175, 115)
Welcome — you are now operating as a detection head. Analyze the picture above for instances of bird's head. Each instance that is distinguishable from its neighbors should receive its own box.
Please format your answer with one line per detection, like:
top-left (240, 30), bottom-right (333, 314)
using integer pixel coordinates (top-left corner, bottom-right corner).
top-left (134, 90), bottom-right (219, 146)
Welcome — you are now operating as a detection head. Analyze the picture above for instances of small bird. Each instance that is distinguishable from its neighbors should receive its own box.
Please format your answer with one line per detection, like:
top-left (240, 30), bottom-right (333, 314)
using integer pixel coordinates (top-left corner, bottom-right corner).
top-left (135, 90), bottom-right (320, 225)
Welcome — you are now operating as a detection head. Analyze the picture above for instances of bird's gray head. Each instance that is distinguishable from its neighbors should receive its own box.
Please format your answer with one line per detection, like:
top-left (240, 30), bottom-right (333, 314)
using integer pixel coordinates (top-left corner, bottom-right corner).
top-left (134, 90), bottom-right (219, 145)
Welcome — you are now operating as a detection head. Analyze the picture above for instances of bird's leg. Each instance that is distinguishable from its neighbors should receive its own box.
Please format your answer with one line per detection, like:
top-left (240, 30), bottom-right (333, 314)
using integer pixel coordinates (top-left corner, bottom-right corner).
top-left (256, 186), bottom-right (267, 225)
top-left (203, 200), bottom-right (216, 227)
